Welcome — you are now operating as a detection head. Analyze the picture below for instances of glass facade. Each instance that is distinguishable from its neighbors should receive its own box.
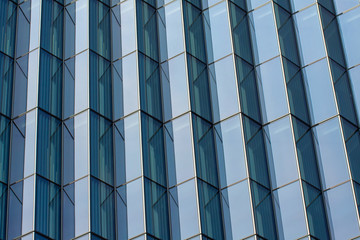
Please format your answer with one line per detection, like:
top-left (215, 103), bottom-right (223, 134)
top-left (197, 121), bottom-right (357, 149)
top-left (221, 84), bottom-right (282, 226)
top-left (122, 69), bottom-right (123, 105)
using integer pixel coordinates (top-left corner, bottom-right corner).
top-left (0, 0), bottom-right (359, 239)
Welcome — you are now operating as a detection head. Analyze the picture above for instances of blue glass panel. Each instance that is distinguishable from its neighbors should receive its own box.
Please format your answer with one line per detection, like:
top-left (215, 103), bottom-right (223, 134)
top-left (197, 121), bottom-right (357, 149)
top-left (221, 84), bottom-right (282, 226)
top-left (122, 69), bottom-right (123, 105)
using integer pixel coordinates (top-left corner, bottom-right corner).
top-left (38, 50), bottom-right (63, 118)
top-left (37, 110), bottom-right (62, 184)
top-left (121, 0), bottom-right (136, 56)
top-left (74, 111), bottom-right (89, 180)
top-left (165, 0), bottom-right (184, 58)
top-left (75, 177), bottom-right (90, 236)
top-left (10, 119), bottom-right (25, 183)
top-left (144, 179), bottom-right (170, 239)
top-left (76, 0), bottom-right (89, 54)
top-left (41, 0), bottom-right (63, 58)
top-left (141, 114), bottom-right (166, 186)
top-left (295, 5), bottom-right (326, 65)
top-left (35, 176), bottom-right (61, 240)
top-left (273, 181), bottom-right (307, 240)
top-left (250, 3), bottom-right (279, 64)
top-left (0, 53), bottom-right (14, 117)
top-left (325, 182), bottom-right (360, 239)
top-left (334, 0), bottom-right (358, 14)
top-left (8, 181), bottom-right (23, 240)
top-left (0, 182), bottom-right (7, 240)
top-left (89, 52), bottom-right (112, 119)
top-left (89, 0), bottom-right (111, 60)
top-left (126, 178), bottom-right (145, 238)
top-left (90, 177), bottom-right (115, 239)
top-left (0, 115), bottom-right (10, 184)
top-left (0, 0), bottom-right (17, 57)
top-left (13, 56), bottom-right (28, 118)
top-left (90, 112), bottom-right (114, 185)
top-left (197, 179), bottom-right (224, 239)
top-left (16, 7), bottom-right (30, 58)
top-left (63, 185), bottom-right (75, 240)
top-left (314, 117), bottom-right (349, 189)
top-left (65, 4), bottom-right (75, 59)
top-left (123, 53), bottom-right (139, 116)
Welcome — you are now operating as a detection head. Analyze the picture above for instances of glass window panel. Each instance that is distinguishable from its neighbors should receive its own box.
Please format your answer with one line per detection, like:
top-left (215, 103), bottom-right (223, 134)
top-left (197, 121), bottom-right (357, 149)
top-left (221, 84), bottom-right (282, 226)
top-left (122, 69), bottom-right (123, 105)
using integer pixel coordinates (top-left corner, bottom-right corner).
top-left (0, 116), bottom-right (10, 184)
top-left (290, 0), bottom-right (315, 12)
top-left (295, 5), bottom-right (326, 65)
top-left (121, 0), bottom-right (136, 55)
top-left (75, 51), bottom-right (89, 114)
top-left (257, 57), bottom-right (289, 123)
top-left (63, 121), bottom-right (75, 184)
top-left (206, 2), bottom-right (232, 62)
top-left (24, 110), bottom-right (37, 178)
top-left (112, 6), bottom-right (121, 61)
top-left (165, 0), bottom-right (184, 58)
top-left (38, 50), bottom-right (63, 118)
top-left (304, 59), bottom-right (338, 124)
top-left (246, 0), bottom-right (270, 10)
top-left (65, 4), bottom-right (75, 59)
top-left (273, 181), bottom-right (308, 240)
top-left (74, 111), bottom-right (89, 180)
top-left (250, 3), bottom-right (279, 64)
top-left (22, 176), bottom-right (35, 234)
top-left (265, 116), bottom-right (298, 188)
top-left (16, 9), bottom-right (30, 58)
top-left (27, 49), bottom-right (39, 111)
top-left (13, 56), bottom-right (29, 118)
top-left (41, 0), bottom-right (63, 58)
top-left (8, 182), bottom-right (23, 240)
top-left (334, 0), bottom-right (358, 13)
top-left (0, 183), bottom-right (6, 239)
top-left (113, 59), bottom-right (123, 121)
top-left (0, 54), bottom-right (14, 117)
top-left (314, 117), bottom-right (349, 189)
top-left (222, 180), bottom-right (254, 239)
top-left (75, 177), bottom-right (89, 236)
top-left (123, 53), bottom-right (140, 116)
top-left (10, 121), bottom-right (25, 183)
top-left (339, 7), bottom-right (360, 68)
top-left (36, 110), bottom-right (62, 184)
top-left (124, 113), bottom-right (142, 182)
top-left (325, 182), bottom-right (360, 239)
top-left (90, 112), bottom-right (114, 185)
top-left (64, 58), bottom-right (75, 119)
top-left (63, 186), bottom-right (75, 240)
top-left (349, 66), bottom-right (360, 124)
top-left (76, 0), bottom-right (89, 53)
top-left (177, 179), bottom-right (200, 239)
top-left (172, 114), bottom-right (195, 184)
top-left (90, 178), bottom-right (115, 239)
top-left (29, 0), bottom-right (41, 51)
top-left (211, 55), bottom-right (239, 120)
top-left (217, 115), bottom-right (247, 187)
top-left (89, 0), bottom-right (111, 59)
top-left (126, 178), bottom-right (145, 238)
top-left (168, 54), bottom-right (189, 118)
top-left (35, 177), bottom-right (61, 240)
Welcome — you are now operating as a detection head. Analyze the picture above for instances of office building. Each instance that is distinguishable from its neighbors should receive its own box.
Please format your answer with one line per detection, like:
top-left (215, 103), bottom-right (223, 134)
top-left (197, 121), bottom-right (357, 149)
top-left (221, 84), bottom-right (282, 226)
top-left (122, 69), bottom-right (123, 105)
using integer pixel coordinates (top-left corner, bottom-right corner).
top-left (0, 0), bottom-right (360, 239)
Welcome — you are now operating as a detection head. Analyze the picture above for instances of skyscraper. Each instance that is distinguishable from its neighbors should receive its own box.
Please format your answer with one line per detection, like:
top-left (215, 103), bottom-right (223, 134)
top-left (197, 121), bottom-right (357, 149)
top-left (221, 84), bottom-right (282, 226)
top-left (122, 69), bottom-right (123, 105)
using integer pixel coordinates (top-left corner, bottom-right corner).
top-left (0, 0), bottom-right (360, 239)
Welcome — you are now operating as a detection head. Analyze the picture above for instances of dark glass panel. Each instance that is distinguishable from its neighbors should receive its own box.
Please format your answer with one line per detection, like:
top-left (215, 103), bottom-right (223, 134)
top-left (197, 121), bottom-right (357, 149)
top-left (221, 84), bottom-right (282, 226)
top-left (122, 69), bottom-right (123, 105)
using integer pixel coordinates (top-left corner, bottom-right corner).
top-left (287, 72), bottom-right (310, 124)
top-left (187, 55), bottom-right (212, 122)
top-left (329, 59), bottom-right (345, 83)
top-left (0, 53), bottom-right (14, 117)
top-left (0, 182), bottom-right (7, 240)
top-left (138, 53), bottom-right (162, 120)
top-left (16, 7), bottom-right (30, 58)
top-left (243, 116), bottom-right (270, 188)
top-left (10, 119), bottom-right (25, 183)
top-left (293, 118), bottom-right (321, 189)
top-left (334, 74), bottom-right (358, 125)
top-left (89, 52), bottom-right (112, 119)
top-left (0, 115), bottom-right (10, 184)
top-left (197, 179), bottom-right (224, 240)
top-left (302, 182), bottom-right (329, 239)
top-left (65, 4), bottom-right (75, 59)
top-left (278, 18), bottom-right (300, 66)
top-left (183, 1), bottom-right (206, 63)
top-left (13, 56), bottom-right (28, 118)
top-left (141, 114), bottom-right (166, 186)
top-left (318, 5), bottom-right (334, 30)
top-left (90, 112), bottom-right (114, 185)
top-left (63, 119), bottom-right (74, 185)
top-left (144, 179), bottom-right (170, 240)
top-left (137, 0), bottom-right (158, 61)
top-left (324, 20), bottom-right (346, 67)
top-left (282, 57), bottom-right (299, 83)
top-left (8, 182), bottom-right (23, 240)
top-left (354, 182), bottom-right (360, 216)
top-left (273, 3), bottom-right (290, 29)
top-left (36, 110), bottom-right (62, 184)
top-left (41, 0), bottom-right (63, 58)
top-left (63, 185), bottom-right (75, 240)
top-left (38, 50), bottom-right (63, 118)
top-left (0, 0), bottom-right (16, 57)
top-left (90, 177), bottom-right (115, 240)
top-left (346, 131), bottom-right (360, 184)
top-left (89, 0), bottom-right (111, 59)
top-left (251, 180), bottom-right (277, 239)
top-left (318, 0), bottom-right (335, 14)
top-left (35, 176), bottom-right (61, 240)
top-left (192, 115), bottom-right (218, 187)
top-left (273, 0), bottom-right (291, 12)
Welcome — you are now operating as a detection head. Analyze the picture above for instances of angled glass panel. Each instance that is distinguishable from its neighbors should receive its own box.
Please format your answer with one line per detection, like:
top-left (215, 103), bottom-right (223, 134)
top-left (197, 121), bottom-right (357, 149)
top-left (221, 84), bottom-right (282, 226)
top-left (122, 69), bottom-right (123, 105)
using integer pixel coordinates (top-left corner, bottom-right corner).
top-left (334, 0), bottom-right (359, 14)
top-left (304, 59), bottom-right (337, 124)
top-left (0, 0), bottom-right (16, 57)
top-left (36, 110), bottom-right (62, 184)
top-left (294, 5), bottom-right (326, 65)
top-left (349, 66), bottom-right (360, 125)
top-left (75, 51), bottom-right (89, 114)
top-left (0, 115), bottom-right (10, 184)
top-left (165, 0), bottom-right (185, 59)
top-left (121, 0), bottom-right (136, 55)
top-left (74, 111), bottom-right (89, 180)
top-left (0, 182), bottom-right (6, 240)
top-left (16, 7), bottom-right (30, 58)
top-left (35, 176), bottom-right (61, 240)
top-left (126, 178), bottom-right (145, 239)
top-left (257, 57), bottom-right (289, 123)
top-left (123, 53), bottom-right (139, 116)
top-left (314, 117), bottom-right (349, 189)
top-left (273, 181), bottom-right (307, 240)
top-left (0, 53), bottom-right (14, 117)
top-left (76, 0), bottom-right (89, 53)
top-left (90, 112), bottom-right (114, 185)
top-left (250, 3), bottom-right (279, 64)
top-left (90, 178), bottom-right (115, 239)
top-left (265, 116), bottom-right (298, 188)
top-left (38, 50), bottom-right (63, 118)
top-left (325, 182), bottom-right (360, 239)
top-left (75, 177), bottom-right (89, 237)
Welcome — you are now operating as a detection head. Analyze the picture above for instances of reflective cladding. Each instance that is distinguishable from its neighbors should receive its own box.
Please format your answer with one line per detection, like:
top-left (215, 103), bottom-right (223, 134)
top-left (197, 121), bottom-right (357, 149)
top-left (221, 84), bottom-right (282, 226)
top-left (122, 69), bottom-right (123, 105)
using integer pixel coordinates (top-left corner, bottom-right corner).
top-left (0, 53), bottom-right (14, 117)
